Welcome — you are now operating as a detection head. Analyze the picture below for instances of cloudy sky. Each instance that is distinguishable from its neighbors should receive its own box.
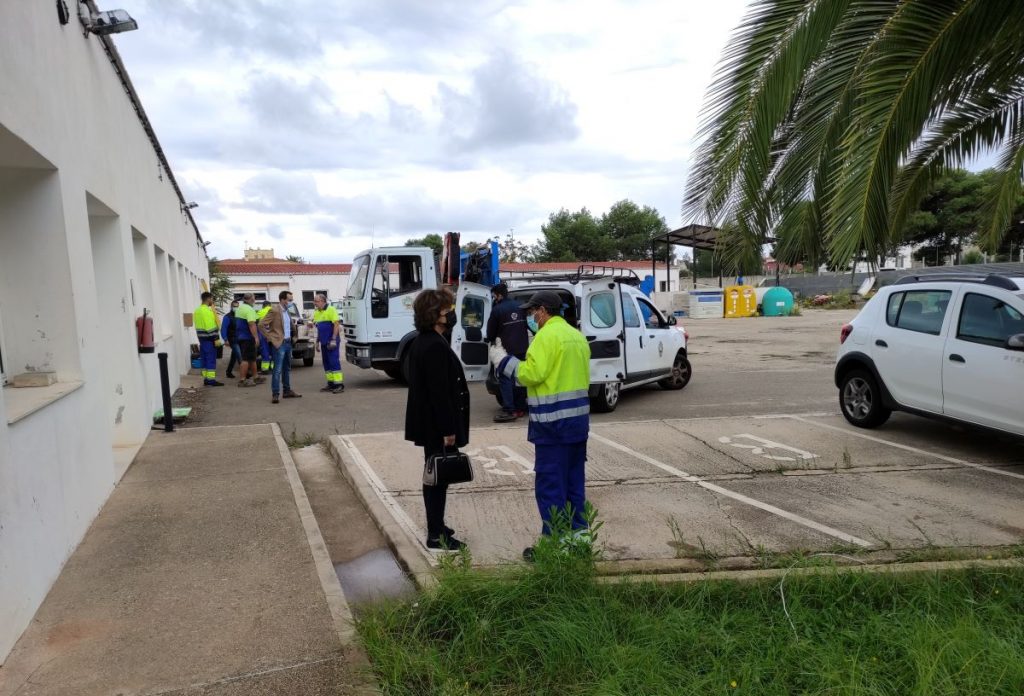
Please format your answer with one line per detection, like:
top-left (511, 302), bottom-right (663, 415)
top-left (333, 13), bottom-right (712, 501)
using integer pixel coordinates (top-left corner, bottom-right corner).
top-left (113, 0), bottom-right (750, 262)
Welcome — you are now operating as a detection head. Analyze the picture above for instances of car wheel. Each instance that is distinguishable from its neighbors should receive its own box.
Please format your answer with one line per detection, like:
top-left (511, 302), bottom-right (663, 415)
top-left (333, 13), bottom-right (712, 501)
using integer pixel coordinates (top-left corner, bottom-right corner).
top-left (839, 369), bottom-right (891, 428)
top-left (303, 355), bottom-right (315, 367)
top-left (591, 381), bottom-right (621, 413)
top-left (659, 352), bottom-right (691, 390)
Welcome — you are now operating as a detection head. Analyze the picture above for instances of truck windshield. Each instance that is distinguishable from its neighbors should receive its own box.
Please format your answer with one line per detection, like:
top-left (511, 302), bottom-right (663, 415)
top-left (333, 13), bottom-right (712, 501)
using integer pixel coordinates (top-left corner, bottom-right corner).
top-left (348, 254), bottom-right (371, 299)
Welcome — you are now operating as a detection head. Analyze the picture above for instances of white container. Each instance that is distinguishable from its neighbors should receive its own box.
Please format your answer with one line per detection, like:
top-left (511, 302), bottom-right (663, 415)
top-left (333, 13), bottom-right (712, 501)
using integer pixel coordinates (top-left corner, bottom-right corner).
top-left (682, 290), bottom-right (724, 319)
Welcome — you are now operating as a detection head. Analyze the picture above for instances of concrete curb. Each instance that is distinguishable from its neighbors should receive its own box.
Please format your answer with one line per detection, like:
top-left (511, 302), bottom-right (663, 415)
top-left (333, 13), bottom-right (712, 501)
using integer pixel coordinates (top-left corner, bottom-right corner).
top-left (328, 435), bottom-right (437, 589)
top-left (595, 557), bottom-right (1024, 585)
top-left (273, 424), bottom-right (380, 694)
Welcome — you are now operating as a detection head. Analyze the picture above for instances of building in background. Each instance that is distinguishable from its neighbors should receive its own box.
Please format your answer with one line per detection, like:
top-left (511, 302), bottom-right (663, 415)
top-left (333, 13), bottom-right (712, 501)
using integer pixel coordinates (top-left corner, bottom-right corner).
top-left (0, 1), bottom-right (208, 661)
top-left (218, 257), bottom-right (352, 312)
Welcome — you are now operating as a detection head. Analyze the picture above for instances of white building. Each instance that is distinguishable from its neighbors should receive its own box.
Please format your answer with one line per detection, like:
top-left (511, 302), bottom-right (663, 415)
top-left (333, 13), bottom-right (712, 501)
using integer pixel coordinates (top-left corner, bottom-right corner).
top-left (219, 259), bottom-right (352, 313)
top-left (0, 2), bottom-right (208, 661)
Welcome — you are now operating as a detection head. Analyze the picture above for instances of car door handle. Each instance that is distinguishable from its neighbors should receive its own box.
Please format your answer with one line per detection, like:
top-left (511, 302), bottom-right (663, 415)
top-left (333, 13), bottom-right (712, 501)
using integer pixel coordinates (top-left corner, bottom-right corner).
top-left (949, 354), bottom-right (966, 363)
top-left (875, 339), bottom-right (888, 347)
top-left (585, 335), bottom-right (596, 341)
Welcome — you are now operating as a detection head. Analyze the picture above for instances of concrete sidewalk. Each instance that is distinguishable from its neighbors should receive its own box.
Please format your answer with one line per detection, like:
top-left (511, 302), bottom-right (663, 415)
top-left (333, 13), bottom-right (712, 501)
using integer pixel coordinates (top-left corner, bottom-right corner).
top-left (0, 424), bottom-right (374, 696)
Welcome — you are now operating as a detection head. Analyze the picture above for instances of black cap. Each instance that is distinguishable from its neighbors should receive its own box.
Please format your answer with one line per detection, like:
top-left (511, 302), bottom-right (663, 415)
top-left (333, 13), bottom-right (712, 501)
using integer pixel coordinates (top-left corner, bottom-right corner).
top-left (491, 282), bottom-right (508, 296)
top-left (519, 290), bottom-right (561, 312)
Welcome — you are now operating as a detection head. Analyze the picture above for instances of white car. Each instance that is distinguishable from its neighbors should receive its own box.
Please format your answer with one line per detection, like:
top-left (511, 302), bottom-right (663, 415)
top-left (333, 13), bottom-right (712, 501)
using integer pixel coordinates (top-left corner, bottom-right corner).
top-left (454, 266), bottom-right (692, 413)
top-left (835, 273), bottom-right (1024, 436)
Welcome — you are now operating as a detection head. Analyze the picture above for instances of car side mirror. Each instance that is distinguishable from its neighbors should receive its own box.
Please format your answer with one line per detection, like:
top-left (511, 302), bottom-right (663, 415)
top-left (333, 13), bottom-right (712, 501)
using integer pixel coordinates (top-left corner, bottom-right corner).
top-left (1007, 333), bottom-right (1024, 351)
top-left (666, 315), bottom-right (677, 326)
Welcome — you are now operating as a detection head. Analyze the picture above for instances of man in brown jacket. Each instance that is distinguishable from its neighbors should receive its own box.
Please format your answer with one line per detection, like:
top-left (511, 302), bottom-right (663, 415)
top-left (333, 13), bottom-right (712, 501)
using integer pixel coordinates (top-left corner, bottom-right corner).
top-left (258, 290), bottom-right (303, 404)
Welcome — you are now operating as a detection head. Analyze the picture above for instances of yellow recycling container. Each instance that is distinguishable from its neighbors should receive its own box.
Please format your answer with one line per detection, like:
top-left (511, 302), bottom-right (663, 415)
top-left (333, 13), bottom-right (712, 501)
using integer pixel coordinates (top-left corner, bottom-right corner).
top-left (724, 285), bottom-right (757, 318)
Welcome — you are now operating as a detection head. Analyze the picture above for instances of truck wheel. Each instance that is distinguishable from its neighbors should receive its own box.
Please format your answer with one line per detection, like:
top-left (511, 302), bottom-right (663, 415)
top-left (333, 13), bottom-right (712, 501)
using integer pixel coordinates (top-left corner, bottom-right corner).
top-left (383, 366), bottom-right (405, 382)
top-left (303, 355), bottom-right (315, 367)
top-left (659, 352), bottom-right (691, 390)
top-left (591, 381), bottom-right (621, 413)
top-left (839, 369), bottom-right (891, 429)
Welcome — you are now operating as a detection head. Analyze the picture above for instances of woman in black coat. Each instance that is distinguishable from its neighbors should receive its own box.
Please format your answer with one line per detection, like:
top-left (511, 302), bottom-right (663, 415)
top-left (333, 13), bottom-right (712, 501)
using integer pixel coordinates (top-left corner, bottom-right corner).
top-left (404, 288), bottom-right (470, 550)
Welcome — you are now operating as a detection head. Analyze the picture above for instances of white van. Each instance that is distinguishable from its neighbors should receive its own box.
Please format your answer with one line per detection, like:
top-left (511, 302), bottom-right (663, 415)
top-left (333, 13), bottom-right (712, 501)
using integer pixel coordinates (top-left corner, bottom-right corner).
top-left (452, 265), bottom-right (691, 413)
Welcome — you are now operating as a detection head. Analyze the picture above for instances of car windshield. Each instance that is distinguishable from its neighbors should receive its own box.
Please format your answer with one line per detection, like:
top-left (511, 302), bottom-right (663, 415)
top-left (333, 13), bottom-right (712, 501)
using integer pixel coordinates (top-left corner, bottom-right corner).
top-left (348, 254), bottom-right (371, 299)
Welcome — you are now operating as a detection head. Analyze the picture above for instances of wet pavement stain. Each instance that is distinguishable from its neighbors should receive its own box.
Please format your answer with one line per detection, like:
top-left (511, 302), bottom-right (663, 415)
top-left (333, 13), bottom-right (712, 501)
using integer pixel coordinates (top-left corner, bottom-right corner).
top-left (334, 548), bottom-right (416, 611)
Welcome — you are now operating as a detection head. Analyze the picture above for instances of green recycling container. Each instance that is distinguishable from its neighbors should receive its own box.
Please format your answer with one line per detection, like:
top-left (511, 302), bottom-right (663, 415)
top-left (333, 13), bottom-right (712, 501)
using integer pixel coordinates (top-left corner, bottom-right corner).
top-left (761, 287), bottom-right (795, 316)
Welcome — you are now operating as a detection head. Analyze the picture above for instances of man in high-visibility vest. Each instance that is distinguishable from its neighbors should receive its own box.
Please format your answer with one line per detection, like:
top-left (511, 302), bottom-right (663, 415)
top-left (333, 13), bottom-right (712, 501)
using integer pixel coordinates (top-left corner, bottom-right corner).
top-left (194, 292), bottom-right (224, 387)
top-left (313, 293), bottom-right (345, 393)
top-left (490, 290), bottom-right (591, 560)
top-left (257, 300), bottom-right (273, 374)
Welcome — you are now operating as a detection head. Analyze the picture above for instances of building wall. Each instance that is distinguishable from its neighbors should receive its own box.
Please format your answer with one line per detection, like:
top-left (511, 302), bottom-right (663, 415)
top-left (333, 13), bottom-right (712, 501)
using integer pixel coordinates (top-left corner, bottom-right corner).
top-left (225, 273), bottom-right (351, 312)
top-left (0, 2), bottom-right (207, 662)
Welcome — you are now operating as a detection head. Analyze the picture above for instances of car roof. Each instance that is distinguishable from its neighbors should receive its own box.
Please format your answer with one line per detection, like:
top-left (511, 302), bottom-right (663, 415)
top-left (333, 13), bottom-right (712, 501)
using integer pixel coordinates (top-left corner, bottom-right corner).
top-left (891, 273), bottom-right (1024, 292)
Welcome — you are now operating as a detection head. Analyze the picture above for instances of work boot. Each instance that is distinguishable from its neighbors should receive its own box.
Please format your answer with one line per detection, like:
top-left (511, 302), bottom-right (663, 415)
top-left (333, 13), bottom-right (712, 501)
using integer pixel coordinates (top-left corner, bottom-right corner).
top-left (283, 390), bottom-right (302, 399)
top-left (204, 380), bottom-right (225, 387)
top-left (493, 410), bottom-right (518, 423)
top-left (330, 383), bottom-right (345, 393)
top-left (320, 384), bottom-right (334, 392)
top-left (272, 394), bottom-right (280, 404)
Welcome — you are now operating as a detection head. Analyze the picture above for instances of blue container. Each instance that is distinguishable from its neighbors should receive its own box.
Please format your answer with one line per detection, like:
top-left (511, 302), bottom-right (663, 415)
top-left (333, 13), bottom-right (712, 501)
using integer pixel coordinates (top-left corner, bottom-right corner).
top-left (761, 287), bottom-right (795, 316)
top-left (190, 358), bottom-right (202, 369)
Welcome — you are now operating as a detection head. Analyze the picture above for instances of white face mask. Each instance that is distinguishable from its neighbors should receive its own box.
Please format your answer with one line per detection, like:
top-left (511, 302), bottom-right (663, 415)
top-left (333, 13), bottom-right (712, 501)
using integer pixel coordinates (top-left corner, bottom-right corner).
top-left (527, 314), bottom-right (539, 333)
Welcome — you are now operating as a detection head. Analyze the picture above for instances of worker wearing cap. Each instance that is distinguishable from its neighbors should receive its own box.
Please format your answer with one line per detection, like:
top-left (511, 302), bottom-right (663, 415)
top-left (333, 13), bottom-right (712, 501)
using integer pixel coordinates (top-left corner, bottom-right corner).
top-left (489, 290), bottom-right (591, 559)
top-left (193, 292), bottom-right (224, 387)
top-left (313, 293), bottom-right (344, 393)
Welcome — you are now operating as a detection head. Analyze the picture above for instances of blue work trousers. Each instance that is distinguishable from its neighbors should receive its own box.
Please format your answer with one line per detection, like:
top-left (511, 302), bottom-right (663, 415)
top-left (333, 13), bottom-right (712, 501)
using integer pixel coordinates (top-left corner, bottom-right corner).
top-left (271, 342), bottom-right (292, 396)
top-left (199, 339), bottom-right (218, 383)
top-left (499, 372), bottom-right (527, 413)
top-left (534, 441), bottom-right (588, 535)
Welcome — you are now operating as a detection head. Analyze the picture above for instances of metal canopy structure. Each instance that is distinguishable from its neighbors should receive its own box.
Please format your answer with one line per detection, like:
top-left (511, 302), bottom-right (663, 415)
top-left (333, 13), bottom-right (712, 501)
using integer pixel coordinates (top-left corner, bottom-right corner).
top-left (651, 224), bottom-right (777, 289)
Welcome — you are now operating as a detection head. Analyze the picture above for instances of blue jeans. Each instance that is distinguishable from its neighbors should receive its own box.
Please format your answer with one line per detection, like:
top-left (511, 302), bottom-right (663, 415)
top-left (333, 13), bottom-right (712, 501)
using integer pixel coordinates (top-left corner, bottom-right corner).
top-left (271, 342), bottom-right (292, 395)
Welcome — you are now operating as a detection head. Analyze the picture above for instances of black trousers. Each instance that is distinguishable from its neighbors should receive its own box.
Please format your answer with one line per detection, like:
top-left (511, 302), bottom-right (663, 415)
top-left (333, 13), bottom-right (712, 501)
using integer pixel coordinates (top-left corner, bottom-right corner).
top-left (422, 445), bottom-right (450, 540)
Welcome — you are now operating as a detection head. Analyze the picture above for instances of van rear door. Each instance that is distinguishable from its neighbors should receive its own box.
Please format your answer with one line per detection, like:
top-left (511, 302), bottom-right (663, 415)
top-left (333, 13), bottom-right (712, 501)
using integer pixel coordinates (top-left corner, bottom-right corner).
top-left (452, 281), bottom-right (492, 382)
top-left (580, 280), bottom-right (626, 384)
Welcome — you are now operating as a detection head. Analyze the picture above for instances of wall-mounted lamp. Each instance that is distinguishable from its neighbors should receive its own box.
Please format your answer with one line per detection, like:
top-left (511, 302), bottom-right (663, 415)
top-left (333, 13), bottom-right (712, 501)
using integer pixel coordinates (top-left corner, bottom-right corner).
top-left (79, 3), bottom-right (139, 35)
top-left (182, 201), bottom-right (199, 212)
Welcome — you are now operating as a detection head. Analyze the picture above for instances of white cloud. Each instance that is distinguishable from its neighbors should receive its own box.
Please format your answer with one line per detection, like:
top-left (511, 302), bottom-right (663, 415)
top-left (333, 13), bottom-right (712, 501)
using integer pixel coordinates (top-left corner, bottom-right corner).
top-left (113, 0), bottom-right (751, 261)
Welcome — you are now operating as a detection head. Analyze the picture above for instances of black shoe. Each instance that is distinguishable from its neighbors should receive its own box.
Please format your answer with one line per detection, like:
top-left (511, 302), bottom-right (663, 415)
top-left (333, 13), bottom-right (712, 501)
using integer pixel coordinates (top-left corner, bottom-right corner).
top-left (444, 525), bottom-right (456, 538)
top-left (320, 385), bottom-right (334, 392)
top-left (493, 410), bottom-right (518, 423)
top-left (427, 536), bottom-right (466, 551)
top-left (225, 372), bottom-right (235, 379)
top-left (205, 380), bottom-right (225, 387)
top-left (522, 546), bottom-right (535, 562)
top-left (331, 383), bottom-right (345, 393)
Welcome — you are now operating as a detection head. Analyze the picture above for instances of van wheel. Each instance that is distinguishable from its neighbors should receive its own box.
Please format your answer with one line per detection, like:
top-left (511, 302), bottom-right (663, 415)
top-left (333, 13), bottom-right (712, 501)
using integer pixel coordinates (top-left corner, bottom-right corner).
top-left (659, 352), bottom-right (691, 390)
top-left (839, 369), bottom-right (891, 428)
top-left (591, 381), bottom-right (621, 413)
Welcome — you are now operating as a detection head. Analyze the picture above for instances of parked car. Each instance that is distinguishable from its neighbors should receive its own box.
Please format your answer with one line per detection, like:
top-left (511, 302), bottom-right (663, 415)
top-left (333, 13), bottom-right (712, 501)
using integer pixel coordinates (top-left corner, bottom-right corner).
top-left (455, 266), bottom-right (692, 413)
top-left (835, 273), bottom-right (1024, 436)
top-left (286, 302), bottom-right (316, 367)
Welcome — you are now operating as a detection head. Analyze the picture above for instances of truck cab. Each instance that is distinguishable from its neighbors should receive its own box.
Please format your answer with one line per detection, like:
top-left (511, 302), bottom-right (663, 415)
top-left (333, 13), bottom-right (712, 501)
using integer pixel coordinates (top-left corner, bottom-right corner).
top-left (341, 247), bottom-right (434, 380)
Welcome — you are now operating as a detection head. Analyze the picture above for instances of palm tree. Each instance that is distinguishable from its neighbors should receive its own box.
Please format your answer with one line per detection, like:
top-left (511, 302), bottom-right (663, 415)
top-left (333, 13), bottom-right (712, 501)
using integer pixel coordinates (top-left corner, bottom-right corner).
top-left (683, 0), bottom-right (1024, 269)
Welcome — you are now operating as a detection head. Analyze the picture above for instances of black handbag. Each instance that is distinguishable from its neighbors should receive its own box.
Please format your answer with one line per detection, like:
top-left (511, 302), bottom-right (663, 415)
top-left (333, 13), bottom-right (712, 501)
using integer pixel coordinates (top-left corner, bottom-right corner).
top-left (423, 447), bottom-right (474, 486)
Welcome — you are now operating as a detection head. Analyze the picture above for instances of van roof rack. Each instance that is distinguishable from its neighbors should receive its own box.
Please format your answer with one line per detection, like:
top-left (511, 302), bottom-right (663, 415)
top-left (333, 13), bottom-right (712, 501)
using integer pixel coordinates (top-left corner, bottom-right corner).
top-left (893, 273), bottom-right (1021, 291)
top-left (502, 264), bottom-right (642, 286)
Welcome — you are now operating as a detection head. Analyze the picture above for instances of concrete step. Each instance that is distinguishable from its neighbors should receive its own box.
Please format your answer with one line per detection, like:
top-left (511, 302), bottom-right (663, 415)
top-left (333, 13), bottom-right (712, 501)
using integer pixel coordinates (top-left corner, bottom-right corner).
top-left (292, 445), bottom-right (415, 609)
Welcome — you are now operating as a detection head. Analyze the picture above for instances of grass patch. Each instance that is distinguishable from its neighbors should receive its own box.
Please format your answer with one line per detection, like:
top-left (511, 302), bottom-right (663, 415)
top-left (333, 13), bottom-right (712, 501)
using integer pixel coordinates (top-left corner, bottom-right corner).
top-left (358, 557), bottom-right (1024, 694)
top-left (285, 426), bottom-right (320, 449)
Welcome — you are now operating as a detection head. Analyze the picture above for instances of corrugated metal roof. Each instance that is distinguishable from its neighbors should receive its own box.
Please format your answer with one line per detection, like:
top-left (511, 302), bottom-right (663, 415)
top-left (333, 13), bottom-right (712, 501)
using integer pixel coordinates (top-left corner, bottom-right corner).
top-left (501, 261), bottom-right (672, 271)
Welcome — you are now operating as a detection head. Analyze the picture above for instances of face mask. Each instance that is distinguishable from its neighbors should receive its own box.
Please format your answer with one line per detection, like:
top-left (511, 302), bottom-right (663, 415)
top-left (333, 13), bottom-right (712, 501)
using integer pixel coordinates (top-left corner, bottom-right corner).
top-left (443, 310), bottom-right (456, 328)
top-left (526, 315), bottom-right (539, 333)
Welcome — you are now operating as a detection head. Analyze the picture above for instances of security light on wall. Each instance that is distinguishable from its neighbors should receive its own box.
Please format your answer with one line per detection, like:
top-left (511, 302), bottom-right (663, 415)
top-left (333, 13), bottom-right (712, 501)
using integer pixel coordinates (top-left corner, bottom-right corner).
top-left (80, 5), bottom-right (138, 36)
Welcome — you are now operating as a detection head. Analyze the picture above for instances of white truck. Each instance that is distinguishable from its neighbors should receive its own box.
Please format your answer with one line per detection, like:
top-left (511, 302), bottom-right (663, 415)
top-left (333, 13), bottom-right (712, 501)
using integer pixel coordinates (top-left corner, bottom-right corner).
top-left (341, 240), bottom-right (692, 412)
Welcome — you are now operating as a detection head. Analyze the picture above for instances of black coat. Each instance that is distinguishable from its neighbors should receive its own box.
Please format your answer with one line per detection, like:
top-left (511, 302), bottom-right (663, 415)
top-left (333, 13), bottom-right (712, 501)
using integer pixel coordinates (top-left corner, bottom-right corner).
top-left (404, 330), bottom-right (470, 449)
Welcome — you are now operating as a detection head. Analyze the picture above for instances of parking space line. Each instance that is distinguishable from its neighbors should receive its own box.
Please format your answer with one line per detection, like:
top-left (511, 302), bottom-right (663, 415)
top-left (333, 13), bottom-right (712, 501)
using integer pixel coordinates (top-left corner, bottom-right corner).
top-left (790, 416), bottom-right (1024, 481)
top-left (339, 436), bottom-right (434, 562)
top-left (588, 431), bottom-right (872, 548)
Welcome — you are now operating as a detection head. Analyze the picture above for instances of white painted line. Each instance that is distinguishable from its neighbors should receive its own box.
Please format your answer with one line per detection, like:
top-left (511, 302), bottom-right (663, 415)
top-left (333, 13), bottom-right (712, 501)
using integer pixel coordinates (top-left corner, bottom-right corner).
top-left (719, 434), bottom-right (819, 462)
top-left (791, 416), bottom-right (1024, 481)
top-left (588, 431), bottom-right (872, 548)
top-left (339, 436), bottom-right (435, 563)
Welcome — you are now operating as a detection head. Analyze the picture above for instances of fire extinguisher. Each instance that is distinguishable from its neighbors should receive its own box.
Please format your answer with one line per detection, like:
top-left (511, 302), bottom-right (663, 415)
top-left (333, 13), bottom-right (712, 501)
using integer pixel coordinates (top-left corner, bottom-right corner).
top-left (136, 308), bottom-right (155, 354)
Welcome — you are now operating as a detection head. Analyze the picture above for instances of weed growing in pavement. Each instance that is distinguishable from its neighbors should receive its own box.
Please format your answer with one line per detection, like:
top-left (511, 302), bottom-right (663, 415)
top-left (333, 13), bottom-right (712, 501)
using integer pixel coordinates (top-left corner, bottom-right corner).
top-left (286, 427), bottom-right (319, 449)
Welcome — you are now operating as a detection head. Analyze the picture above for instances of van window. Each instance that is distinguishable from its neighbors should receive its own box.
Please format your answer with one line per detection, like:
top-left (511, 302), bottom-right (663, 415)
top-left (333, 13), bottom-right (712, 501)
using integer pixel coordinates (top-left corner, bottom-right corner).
top-left (637, 297), bottom-right (664, 328)
top-left (623, 296), bottom-right (641, 328)
top-left (589, 292), bottom-right (617, 329)
top-left (461, 295), bottom-right (485, 329)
